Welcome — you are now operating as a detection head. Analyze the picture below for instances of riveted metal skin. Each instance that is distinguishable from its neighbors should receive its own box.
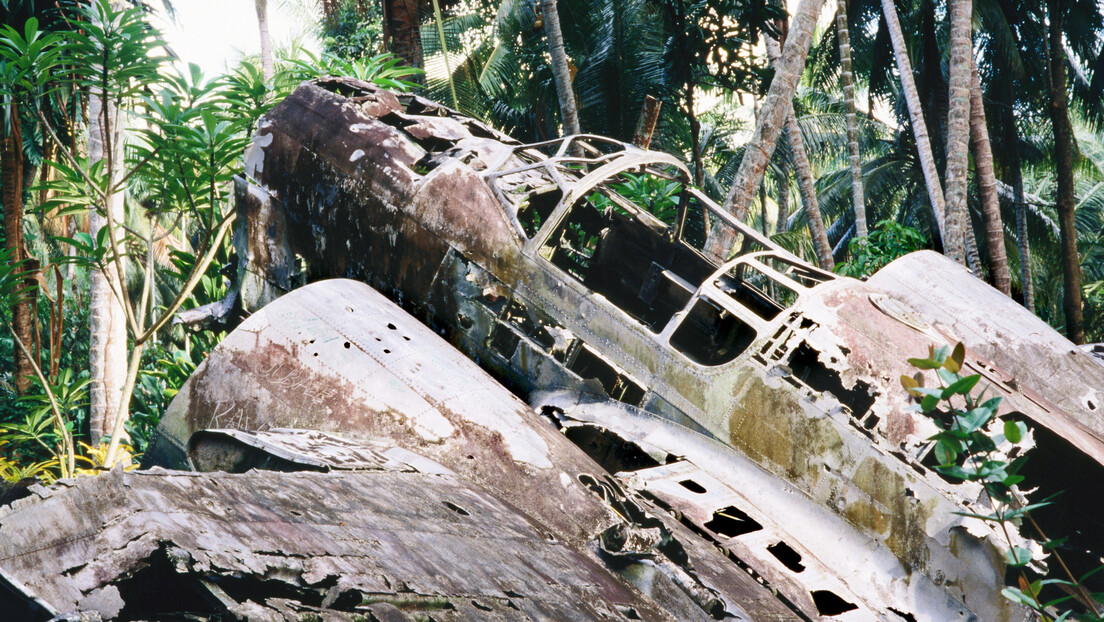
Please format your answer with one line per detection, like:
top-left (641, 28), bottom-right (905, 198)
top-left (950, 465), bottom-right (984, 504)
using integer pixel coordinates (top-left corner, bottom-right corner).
top-left (225, 77), bottom-right (1104, 621)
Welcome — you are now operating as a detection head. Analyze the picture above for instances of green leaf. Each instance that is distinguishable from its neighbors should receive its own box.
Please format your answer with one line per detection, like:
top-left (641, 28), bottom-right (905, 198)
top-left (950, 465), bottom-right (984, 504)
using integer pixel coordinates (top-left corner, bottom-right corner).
top-left (932, 345), bottom-right (950, 365)
top-left (1004, 420), bottom-right (1022, 444)
top-left (1005, 546), bottom-right (1032, 567)
top-left (933, 438), bottom-right (961, 466)
top-left (944, 342), bottom-right (965, 373)
top-left (900, 374), bottom-right (923, 397)
top-left (959, 407), bottom-right (994, 432)
top-left (920, 394), bottom-right (940, 412)
top-left (908, 357), bottom-right (941, 370)
top-left (942, 374), bottom-right (981, 399)
top-left (936, 368), bottom-right (960, 386)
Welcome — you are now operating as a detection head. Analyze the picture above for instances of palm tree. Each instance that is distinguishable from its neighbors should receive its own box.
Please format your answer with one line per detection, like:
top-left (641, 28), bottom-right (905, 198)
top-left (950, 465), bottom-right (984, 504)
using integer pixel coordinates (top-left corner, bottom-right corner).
top-left (383, 0), bottom-right (424, 71)
top-left (835, 0), bottom-right (866, 237)
top-left (969, 66), bottom-right (1011, 295)
top-left (766, 35), bottom-right (834, 269)
top-left (1047, 0), bottom-right (1084, 343)
top-left (0, 1), bottom-right (53, 395)
top-left (542, 0), bottom-right (580, 135)
top-left (941, 0), bottom-right (971, 265)
top-left (723, 0), bottom-right (826, 221)
top-left (878, 0), bottom-right (945, 242)
top-left (255, 0), bottom-right (274, 83)
top-left (1003, 111), bottom-right (1035, 311)
top-left (1, 98), bottom-right (33, 394)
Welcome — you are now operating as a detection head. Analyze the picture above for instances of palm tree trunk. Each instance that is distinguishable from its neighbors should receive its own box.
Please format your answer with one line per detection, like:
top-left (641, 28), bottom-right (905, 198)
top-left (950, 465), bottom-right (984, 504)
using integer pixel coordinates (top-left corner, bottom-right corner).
top-left (383, 0), bottom-right (425, 72)
top-left (88, 92), bottom-right (129, 441)
top-left (880, 0), bottom-right (946, 241)
top-left (687, 89), bottom-right (703, 185)
top-left (836, 0), bottom-right (866, 237)
top-left (722, 0), bottom-right (826, 221)
top-left (255, 0), bottom-right (274, 83)
top-left (631, 95), bottom-right (662, 149)
top-left (1005, 114), bottom-right (1034, 312)
top-left (969, 66), bottom-right (1011, 295)
top-left (635, 95), bottom-right (657, 148)
top-left (1047, 0), bottom-right (1083, 343)
top-left (941, 0), bottom-right (971, 265)
top-left (2, 100), bottom-right (34, 394)
top-left (766, 36), bottom-right (834, 269)
top-left (542, 0), bottom-right (580, 136)
top-left (777, 158), bottom-right (790, 233)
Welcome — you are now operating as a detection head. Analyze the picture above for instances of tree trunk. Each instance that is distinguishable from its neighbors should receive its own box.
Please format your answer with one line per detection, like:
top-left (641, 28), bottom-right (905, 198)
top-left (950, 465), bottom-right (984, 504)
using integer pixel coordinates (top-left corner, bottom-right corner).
top-left (722, 0), bottom-right (826, 221)
top-left (1005, 114), bottom-right (1034, 311)
top-left (942, 0), bottom-right (971, 264)
top-left (880, 0), bottom-right (946, 241)
top-left (542, 0), bottom-right (580, 136)
top-left (2, 100), bottom-right (34, 394)
top-left (969, 66), bottom-right (1011, 295)
top-left (836, 0), bottom-right (866, 237)
top-left (688, 89), bottom-right (703, 185)
top-left (255, 0), bottom-right (274, 83)
top-left (88, 92), bottom-right (129, 442)
top-left (766, 36), bottom-right (834, 269)
top-left (1047, 0), bottom-right (1083, 343)
top-left (382, 0), bottom-right (425, 72)
top-left (777, 157), bottom-right (790, 233)
top-left (631, 95), bottom-right (662, 149)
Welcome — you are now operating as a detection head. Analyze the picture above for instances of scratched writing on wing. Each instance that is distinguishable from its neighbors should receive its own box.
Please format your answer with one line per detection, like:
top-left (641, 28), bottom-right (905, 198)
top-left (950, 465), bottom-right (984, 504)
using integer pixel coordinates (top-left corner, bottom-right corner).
top-left (258, 360), bottom-right (339, 404)
top-left (209, 400), bottom-right (265, 431)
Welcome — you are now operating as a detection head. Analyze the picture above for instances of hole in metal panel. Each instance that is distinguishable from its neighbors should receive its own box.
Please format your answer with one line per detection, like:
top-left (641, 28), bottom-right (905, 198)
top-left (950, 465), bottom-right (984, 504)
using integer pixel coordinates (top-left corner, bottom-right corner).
top-left (788, 341), bottom-right (875, 418)
top-left (565, 427), bottom-right (660, 474)
top-left (457, 313), bottom-right (474, 329)
top-left (704, 506), bottom-right (762, 538)
top-left (489, 325), bottom-right (520, 359)
top-left (678, 479), bottom-right (707, 494)
top-left (766, 541), bottom-right (805, 573)
top-left (443, 501), bottom-right (469, 516)
top-left (343, 342), bottom-right (351, 349)
top-left (811, 590), bottom-right (858, 616)
top-left (566, 346), bottom-right (645, 406)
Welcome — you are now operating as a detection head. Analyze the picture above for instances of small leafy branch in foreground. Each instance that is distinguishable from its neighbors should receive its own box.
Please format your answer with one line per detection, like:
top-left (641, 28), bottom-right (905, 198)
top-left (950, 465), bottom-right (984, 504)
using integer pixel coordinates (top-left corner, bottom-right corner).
top-left (903, 344), bottom-right (1103, 621)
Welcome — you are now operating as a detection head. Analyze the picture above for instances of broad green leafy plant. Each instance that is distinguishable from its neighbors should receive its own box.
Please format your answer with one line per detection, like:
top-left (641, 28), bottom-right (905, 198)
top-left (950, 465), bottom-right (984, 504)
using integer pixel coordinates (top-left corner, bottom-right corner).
top-left (836, 220), bottom-right (926, 278)
top-left (904, 344), bottom-right (1103, 621)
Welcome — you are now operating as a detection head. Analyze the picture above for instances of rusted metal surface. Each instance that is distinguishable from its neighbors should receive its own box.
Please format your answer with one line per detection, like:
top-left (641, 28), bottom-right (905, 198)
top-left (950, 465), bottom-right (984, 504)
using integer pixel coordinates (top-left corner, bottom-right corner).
top-left (140, 279), bottom-right (800, 621)
top-left (229, 78), bottom-right (1104, 620)
top-left (0, 462), bottom-right (676, 620)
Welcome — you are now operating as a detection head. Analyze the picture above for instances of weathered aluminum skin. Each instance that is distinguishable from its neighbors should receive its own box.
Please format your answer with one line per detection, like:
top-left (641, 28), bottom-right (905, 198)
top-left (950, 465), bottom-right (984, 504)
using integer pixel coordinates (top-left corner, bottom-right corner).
top-left (146, 278), bottom-right (799, 621)
top-left (232, 77), bottom-right (1104, 620)
top-left (0, 463), bottom-right (692, 620)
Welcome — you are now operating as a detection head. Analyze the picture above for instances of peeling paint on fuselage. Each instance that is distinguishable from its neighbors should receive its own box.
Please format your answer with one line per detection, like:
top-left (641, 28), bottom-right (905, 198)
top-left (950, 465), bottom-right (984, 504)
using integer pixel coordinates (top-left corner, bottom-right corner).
top-left (232, 77), bottom-right (1104, 621)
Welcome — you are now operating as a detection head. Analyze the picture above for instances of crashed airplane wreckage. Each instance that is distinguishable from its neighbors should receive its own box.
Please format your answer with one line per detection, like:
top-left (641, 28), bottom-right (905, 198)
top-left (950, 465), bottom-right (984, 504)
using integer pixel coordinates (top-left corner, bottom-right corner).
top-left (222, 77), bottom-right (1104, 620)
top-left (1, 280), bottom-right (801, 621)
top-left (2, 78), bottom-right (1104, 621)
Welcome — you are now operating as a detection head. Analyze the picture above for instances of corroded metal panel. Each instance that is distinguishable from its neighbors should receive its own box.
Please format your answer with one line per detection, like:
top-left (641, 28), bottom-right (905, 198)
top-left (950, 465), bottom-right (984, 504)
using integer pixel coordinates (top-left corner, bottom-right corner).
top-left (146, 279), bottom-right (800, 622)
top-left (0, 467), bottom-right (665, 620)
top-left (231, 79), bottom-right (1104, 621)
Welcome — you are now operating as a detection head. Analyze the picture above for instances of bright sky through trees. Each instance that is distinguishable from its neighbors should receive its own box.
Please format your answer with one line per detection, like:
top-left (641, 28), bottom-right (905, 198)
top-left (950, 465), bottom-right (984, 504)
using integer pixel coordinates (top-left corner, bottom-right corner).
top-left (152, 1), bottom-right (320, 77)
